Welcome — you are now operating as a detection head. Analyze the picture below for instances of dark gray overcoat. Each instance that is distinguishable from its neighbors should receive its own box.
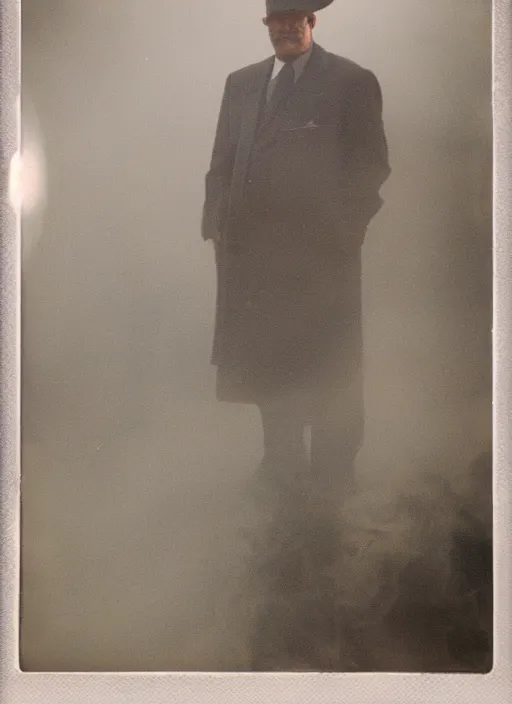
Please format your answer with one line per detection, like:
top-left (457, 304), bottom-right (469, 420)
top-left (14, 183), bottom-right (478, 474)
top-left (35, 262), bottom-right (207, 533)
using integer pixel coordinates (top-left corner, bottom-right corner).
top-left (201, 43), bottom-right (390, 420)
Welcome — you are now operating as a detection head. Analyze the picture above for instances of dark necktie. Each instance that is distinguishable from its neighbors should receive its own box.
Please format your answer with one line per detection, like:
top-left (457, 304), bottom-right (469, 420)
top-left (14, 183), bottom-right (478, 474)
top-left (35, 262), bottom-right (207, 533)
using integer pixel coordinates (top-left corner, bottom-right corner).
top-left (266, 61), bottom-right (295, 116)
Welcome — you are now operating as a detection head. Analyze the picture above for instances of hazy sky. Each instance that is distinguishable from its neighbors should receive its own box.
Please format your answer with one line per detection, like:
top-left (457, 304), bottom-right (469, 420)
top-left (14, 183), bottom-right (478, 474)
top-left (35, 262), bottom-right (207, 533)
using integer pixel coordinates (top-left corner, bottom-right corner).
top-left (20, 0), bottom-right (492, 671)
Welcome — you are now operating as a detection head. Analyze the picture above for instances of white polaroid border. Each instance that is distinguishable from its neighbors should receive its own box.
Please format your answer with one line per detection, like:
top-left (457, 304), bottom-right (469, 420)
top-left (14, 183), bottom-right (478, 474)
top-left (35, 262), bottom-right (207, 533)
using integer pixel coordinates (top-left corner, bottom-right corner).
top-left (1, 1), bottom-right (511, 702)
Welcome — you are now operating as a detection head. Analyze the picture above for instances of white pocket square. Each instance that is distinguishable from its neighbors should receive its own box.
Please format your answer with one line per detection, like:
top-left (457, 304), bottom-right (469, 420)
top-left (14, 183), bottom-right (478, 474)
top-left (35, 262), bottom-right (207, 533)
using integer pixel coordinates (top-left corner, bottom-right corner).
top-left (282, 120), bottom-right (322, 132)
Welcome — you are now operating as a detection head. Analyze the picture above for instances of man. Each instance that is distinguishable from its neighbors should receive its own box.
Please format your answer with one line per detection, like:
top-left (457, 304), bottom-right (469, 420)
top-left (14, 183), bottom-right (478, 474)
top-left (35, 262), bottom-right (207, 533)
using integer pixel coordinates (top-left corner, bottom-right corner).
top-left (202, 0), bottom-right (390, 492)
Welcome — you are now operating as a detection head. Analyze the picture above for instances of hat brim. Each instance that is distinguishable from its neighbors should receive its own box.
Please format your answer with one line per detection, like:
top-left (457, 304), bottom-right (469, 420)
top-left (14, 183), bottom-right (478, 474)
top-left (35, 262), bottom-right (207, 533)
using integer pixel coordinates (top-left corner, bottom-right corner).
top-left (265, 1), bottom-right (334, 16)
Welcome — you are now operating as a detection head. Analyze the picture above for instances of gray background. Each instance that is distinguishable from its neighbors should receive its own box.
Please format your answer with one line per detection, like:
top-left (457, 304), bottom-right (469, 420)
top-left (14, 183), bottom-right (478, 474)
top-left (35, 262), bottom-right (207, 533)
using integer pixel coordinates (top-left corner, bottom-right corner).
top-left (19, 0), bottom-right (492, 671)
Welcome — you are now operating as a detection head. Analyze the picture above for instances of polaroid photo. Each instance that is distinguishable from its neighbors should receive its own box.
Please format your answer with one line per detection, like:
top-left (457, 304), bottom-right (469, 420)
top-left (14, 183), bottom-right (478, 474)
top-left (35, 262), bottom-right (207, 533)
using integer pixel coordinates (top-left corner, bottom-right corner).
top-left (1, 0), bottom-right (511, 702)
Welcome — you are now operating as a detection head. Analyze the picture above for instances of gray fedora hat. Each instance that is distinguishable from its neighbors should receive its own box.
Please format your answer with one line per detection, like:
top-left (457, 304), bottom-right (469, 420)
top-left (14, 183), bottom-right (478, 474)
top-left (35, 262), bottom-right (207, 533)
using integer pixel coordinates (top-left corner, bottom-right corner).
top-left (265, 1), bottom-right (334, 15)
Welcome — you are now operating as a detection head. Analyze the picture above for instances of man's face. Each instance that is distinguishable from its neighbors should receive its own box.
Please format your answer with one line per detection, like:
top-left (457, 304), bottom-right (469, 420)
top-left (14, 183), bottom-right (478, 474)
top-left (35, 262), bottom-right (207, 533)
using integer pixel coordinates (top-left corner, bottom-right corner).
top-left (264, 11), bottom-right (315, 60)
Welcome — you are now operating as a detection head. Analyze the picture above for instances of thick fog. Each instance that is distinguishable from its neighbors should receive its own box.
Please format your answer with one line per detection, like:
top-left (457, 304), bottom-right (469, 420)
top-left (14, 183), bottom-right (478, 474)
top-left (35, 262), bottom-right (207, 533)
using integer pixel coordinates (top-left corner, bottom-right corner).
top-left (20, 0), bottom-right (492, 671)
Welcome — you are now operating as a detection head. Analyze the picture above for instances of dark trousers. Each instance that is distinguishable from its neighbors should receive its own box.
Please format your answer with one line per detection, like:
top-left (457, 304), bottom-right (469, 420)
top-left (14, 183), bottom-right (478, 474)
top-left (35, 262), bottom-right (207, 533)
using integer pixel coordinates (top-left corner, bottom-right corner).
top-left (258, 397), bottom-right (360, 489)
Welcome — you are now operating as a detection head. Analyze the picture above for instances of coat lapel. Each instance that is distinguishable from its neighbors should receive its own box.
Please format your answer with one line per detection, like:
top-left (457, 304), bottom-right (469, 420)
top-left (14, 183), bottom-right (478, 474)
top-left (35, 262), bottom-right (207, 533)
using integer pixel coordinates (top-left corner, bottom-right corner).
top-left (228, 57), bottom-right (273, 216)
top-left (257, 43), bottom-right (330, 137)
top-left (227, 44), bottom-right (331, 230)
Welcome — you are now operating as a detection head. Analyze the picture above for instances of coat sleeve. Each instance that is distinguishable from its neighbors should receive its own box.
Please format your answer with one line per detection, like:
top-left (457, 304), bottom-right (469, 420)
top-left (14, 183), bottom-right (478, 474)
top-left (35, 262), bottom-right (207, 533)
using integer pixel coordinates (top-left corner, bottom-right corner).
top-left (339, 68), bottom-right (391, 234)
top-left (201, 75), bottom-right (236, 241)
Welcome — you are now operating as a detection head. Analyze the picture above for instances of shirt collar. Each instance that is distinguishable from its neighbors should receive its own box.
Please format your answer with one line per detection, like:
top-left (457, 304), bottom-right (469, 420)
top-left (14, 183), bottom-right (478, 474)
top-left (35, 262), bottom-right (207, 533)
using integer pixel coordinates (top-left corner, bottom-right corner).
top-left (271, 42), bottom-right (313, 82)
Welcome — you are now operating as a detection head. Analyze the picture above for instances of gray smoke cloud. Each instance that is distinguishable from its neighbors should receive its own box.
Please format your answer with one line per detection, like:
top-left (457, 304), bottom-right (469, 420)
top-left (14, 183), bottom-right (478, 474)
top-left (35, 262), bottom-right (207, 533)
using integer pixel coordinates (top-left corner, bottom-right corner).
top-left (20, 0), bottom-right (492, 671)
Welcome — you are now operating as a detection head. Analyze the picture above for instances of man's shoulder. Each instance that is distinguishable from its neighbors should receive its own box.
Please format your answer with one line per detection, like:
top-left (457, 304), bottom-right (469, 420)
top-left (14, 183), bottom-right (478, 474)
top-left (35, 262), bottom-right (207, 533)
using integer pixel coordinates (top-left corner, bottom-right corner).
top-left (227, 57), bottom-right (273, 86)
top-left (321, 49), bottom-right (382, 96)
top-left (224, 46), bottom-right (376, 88)
top-left (321, 48), bottom-right (374, 80)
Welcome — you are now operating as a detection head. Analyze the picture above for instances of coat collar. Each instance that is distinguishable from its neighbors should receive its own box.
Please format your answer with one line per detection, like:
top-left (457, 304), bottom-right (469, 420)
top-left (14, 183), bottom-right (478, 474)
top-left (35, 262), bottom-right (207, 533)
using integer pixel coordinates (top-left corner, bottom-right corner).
top-left (248, 42), bottom-right (329, 104)
top-left (270, 41), bottom-right (314, 82)
top-left (257, 43), bottom-right (329, 133)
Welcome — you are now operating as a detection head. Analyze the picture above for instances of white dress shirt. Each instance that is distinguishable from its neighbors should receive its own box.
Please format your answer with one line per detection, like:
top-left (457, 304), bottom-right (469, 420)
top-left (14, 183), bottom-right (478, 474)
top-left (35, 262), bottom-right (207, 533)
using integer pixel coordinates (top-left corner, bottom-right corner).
top-left (266, 43), bottom-right (313, 102)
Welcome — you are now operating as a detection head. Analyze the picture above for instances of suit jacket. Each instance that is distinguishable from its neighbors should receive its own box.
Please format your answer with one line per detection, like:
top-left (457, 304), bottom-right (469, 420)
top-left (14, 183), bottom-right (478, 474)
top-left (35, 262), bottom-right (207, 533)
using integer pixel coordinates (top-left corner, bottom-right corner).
top-left (201, 42), bottom-right (391, 248)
